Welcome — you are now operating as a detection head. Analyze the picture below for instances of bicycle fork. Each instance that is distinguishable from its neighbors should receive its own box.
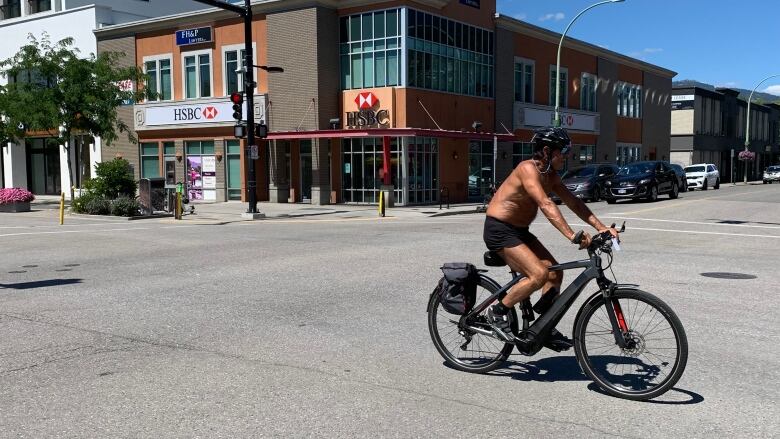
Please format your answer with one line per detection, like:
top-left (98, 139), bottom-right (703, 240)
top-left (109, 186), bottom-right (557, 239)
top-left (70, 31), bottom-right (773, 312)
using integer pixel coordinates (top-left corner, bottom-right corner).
top-left (599, 280), bottom-right (631, 349)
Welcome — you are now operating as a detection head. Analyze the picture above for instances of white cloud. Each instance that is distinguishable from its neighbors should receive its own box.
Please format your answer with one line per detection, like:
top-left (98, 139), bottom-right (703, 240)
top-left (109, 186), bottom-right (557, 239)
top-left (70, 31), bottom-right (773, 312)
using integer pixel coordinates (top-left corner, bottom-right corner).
top-left (513, 13), bottom-right (527, 20)
top-left (764, 85), bottom-right (780, 96)
top-left (539, 12), bottom-right (565, 22)
top-left (717, 81), bottom-right (739, 88)
top-left (643, 48), bottom-right (663, 54)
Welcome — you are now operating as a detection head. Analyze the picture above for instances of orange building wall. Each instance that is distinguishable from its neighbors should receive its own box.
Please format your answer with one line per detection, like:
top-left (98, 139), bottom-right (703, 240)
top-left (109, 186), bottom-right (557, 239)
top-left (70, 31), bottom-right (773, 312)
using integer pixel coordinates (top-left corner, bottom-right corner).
top-left (398, 88), bottom-right (494, 131)
top-left (617, 118), bottom-right (642, 143)
top-left (135, 16), bottom-right (268, 100)
top-left (618, 64), bottom-right (643, 85)
top-left (513, 34), bottom-right (598, 110)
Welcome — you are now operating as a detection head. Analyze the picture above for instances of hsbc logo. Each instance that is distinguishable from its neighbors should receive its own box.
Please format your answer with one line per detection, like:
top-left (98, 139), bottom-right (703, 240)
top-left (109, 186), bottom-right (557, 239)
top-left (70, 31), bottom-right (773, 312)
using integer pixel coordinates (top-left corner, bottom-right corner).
top-left (355, 92), bottom-right (378, 110)
top-left (203, 106), bottom-right (218, 119)
top-left (347, 91), bottom-right (390, 129)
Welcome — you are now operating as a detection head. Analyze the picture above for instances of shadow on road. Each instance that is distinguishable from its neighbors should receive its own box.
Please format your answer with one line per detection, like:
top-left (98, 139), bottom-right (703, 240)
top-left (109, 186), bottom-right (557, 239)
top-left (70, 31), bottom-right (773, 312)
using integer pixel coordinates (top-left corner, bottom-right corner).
top-left (587, 383), bottom-right (704, 405)
top-left (0, 278), bottom-right (83, 290)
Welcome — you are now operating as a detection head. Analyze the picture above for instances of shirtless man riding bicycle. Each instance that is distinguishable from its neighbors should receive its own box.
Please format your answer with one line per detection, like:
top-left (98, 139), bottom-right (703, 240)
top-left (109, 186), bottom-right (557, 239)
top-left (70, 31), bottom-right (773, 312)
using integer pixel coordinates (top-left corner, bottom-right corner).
top-left (484, 126), bottom-right (619, 350)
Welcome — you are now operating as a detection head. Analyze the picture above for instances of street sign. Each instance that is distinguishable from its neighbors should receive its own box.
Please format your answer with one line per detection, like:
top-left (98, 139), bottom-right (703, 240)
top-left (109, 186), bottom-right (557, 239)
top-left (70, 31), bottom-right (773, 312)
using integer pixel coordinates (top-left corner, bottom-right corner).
top-left (176, 27), bottom-right (213, 46)
top-left (249, 144), bottom-right (259, 160)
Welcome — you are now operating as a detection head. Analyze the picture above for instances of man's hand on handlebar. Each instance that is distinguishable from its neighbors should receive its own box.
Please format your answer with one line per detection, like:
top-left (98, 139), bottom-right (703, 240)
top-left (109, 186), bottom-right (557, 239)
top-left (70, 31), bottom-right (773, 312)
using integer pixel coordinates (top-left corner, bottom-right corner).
top-left (571, 231), bottom-right (592, 250)
top-left (600, 226), bottom-right (620, 241)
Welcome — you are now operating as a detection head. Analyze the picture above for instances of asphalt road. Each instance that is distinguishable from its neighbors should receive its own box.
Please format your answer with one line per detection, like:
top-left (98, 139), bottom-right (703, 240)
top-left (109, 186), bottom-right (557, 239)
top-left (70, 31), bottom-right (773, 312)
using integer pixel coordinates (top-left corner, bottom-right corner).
top-left (1, 184), bottom-right (778, 437)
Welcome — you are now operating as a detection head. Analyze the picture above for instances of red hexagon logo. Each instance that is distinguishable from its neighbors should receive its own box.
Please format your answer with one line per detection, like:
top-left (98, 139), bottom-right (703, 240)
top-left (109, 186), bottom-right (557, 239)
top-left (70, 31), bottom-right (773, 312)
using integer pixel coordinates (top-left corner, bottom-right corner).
top-left (355, 92), bottom-right (378, 110)
top-left (203, 106), bottom-right (219, 119)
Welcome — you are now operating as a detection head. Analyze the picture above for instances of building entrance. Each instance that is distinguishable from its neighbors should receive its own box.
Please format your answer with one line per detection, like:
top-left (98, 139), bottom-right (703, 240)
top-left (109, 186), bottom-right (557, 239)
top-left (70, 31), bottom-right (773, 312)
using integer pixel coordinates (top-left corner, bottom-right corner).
top-left (26, 138), bottom-right (61, 195)
top-left (300, 140), bottom-right (312, 202)
top-left (468, 140), bottom-right (494, 202)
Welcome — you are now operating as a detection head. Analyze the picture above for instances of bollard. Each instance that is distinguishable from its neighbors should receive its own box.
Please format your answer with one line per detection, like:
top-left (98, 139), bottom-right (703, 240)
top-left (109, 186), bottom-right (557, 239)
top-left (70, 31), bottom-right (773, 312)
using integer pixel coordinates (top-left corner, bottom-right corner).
top-left (175, 192), bottom-right (182, 220)
top-left (378, 190), bottom-right (385, 217)
top-left (59, 192), bottom-right (65, 225)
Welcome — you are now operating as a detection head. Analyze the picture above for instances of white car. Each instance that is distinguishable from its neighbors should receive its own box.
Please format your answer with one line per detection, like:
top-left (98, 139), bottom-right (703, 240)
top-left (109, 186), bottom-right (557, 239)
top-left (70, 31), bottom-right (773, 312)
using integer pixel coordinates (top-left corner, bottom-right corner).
top-left (764, 166), bottom-right (780, 184)
top-left (684, 163), bottom-right (720, 190)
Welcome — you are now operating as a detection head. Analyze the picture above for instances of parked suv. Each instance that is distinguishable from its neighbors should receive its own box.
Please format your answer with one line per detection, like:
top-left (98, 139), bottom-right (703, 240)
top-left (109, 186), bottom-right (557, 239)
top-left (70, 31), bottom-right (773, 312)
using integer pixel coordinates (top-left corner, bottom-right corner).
top-left (604, 161), bottom-right (679, 203)
top-left (668, 163), bottom-right (688, 192)
top-left (763, 165), bottom-right (780, 184)
top-left (552, 163), bottom-right (619, 203)
top-left (684, 163), bottom-right (720, 190)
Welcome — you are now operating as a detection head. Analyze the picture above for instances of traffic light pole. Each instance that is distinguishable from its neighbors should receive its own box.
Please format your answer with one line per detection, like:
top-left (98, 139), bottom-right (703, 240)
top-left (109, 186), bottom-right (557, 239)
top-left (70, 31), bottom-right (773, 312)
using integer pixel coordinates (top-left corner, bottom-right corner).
top-left (242, 0), bottom-right (259, 214)
top-left (192, 0), bottom-right (260, 215)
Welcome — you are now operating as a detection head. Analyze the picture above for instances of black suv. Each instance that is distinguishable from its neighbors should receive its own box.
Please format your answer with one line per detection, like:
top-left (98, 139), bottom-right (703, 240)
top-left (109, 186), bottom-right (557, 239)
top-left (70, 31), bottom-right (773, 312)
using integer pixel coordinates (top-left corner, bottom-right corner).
top-left (604, 161), bottom-right (680, 203)
top-left (553, 163), bottom-right (619, 203)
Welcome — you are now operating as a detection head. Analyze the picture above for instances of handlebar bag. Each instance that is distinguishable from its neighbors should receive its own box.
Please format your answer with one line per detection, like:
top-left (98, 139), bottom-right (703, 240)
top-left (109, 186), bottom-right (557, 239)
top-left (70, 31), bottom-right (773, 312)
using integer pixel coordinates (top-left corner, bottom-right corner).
top-left (436, 263), bottom-right (479, 315)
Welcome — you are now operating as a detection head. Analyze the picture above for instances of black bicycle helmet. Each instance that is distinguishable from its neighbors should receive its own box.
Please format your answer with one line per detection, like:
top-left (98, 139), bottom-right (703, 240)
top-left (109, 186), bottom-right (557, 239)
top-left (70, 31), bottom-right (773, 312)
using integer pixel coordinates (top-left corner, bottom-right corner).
top-left (531, 126), bottom-right (571, 151)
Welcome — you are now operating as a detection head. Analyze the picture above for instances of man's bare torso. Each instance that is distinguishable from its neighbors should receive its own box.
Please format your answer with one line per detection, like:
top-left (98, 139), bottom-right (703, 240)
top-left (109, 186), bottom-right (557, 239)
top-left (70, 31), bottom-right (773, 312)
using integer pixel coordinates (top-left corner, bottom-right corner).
top-left (486, 160), bottom-right (557, 228)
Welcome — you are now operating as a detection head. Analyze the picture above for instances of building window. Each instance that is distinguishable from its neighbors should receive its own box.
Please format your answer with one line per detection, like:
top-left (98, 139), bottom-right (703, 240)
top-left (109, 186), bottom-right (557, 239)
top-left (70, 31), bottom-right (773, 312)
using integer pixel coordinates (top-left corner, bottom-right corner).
top-left (407, 9), bottom-right (494, 97)
top-left (580, 73), bottom-right (597, 112)
top-left (143, 56), bottom-right (172, 101)
top-left (617, 145), bottom-right (642, 166)
top-left (514, 58), bottom-right (534, 103)
top-left (224, 49), bottom-right (246, 95)
top-left (617, 82), bottom-right (641, 118)
top-left (340, 9), bottom-right (401, 90)
top-left (408, 137), bottom-right (438, 204)
top-left (1, 0), bottom-right (22, 19)
top-left (140, 142), bottom-right (160, 178)
top-left (29, 0), bottom-right (51, 13)
top-left (183, 51), bottom-right (211, 99)
top-left (578, 145), bottom-right (595, 164)
top-left (549, 66), bottom-right (568, 108)
top-left (512, 142), bottom-right (533, 167)
top-left (225, 140), bottom-right (242, 200)
top-left (341, 137), bottom-right (403, 204)
top-left (184, 140), bottom-right (215, 201)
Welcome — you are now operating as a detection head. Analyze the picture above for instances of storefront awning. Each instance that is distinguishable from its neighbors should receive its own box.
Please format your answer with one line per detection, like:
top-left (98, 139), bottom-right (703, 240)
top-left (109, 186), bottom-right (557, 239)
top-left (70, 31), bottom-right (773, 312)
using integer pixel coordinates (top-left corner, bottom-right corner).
top-left (265, 128), bottom-right (517, 142)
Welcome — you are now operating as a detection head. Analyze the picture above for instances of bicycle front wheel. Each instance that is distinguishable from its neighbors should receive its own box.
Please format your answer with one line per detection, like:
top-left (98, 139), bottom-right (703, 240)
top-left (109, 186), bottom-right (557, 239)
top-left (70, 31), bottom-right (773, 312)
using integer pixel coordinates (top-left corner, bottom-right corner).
top-left (574, 289), bottom-right (688, 401)
top-left (427, 276), bottom-right (515, 374)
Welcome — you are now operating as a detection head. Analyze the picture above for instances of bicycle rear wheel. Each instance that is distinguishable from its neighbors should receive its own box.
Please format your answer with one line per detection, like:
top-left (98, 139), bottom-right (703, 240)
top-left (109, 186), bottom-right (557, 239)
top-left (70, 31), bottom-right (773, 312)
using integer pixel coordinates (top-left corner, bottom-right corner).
top-left (574, 289), bottom-right (688, 401)
top-left (427, 276), bottom-right (516, 374)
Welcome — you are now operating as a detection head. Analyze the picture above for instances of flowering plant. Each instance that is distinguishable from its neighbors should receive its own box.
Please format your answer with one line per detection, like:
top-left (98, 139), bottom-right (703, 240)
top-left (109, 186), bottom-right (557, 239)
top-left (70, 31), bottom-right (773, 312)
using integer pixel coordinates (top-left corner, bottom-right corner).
top-left (738, 150), bottom-right (756, 161)
top-left (0, 188), bottom-right (35, 204)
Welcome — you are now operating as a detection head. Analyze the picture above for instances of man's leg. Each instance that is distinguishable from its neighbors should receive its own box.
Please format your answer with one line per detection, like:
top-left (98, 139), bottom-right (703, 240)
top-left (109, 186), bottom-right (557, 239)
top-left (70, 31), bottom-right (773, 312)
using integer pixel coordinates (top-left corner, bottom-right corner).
top-left (525, 239), bottom-right (563, 309)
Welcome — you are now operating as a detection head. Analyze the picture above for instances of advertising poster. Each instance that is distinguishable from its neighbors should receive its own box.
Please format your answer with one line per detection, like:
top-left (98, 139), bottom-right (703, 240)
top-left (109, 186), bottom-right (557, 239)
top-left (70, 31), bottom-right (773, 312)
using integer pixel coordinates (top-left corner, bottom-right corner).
top-left (202, 156), bottom-right (217, 190)
top-left (187, 156), bottom-right (203, 200)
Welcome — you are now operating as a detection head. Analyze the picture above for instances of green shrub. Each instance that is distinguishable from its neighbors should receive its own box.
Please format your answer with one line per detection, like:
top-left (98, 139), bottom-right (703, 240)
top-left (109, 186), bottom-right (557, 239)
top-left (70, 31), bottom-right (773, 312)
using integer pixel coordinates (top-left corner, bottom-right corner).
top-left (110, 196), bottom-right (139, 217)
top-left (91, 158), bottom-right (137, 199)
top-left (84, 197), bottom-right (111, 215)
top-left (72, 191), bottom-right (100, 213)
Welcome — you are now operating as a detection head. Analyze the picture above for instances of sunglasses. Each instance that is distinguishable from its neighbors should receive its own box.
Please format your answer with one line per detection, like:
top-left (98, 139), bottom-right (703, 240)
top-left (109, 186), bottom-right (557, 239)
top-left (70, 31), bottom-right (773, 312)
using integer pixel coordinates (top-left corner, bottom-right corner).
top-left (558, 146), bottom-right (571, 155)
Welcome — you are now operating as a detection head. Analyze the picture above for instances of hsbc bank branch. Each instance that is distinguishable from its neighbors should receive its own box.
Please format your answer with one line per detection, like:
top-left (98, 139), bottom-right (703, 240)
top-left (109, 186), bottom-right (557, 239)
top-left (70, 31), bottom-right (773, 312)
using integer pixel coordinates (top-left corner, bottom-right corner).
top-left (95, 0), bottom-right (673, 205)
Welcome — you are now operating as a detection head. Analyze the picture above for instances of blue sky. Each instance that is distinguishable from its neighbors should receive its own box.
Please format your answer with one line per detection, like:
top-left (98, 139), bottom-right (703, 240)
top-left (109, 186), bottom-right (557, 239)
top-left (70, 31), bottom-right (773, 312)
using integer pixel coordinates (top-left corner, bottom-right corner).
top-left (496, 0), bottom-right (780, 96)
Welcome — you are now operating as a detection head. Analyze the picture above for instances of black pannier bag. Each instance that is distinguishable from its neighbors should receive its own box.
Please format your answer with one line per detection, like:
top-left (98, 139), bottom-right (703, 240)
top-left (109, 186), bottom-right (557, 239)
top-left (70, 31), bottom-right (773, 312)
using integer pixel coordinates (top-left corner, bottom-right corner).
top-left (436, 263), bottom-right (479, 315)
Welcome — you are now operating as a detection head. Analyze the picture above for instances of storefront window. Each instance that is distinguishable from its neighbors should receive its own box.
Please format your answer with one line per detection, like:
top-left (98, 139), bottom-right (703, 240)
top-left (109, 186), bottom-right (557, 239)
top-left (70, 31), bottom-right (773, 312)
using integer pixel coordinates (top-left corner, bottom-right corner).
top-left (140, 142), bottom-right (160, 178)
top-left (549, 66), bottom-right (568, 108)
top-left (407, 137), bottom-right (438, 204)
top-left (578, 145), bottom-right (595, 164)
top-left (185, 140), bottom-right (216, 201)
top-left (468, 140), bottom-right (494, 201)
top-left (512, 142), bottom-right (533, 168)
top-left (581, 73), bottom-right (597, 112)
top-left (407, 9), bottom-right (494, 97)
top-left (340, 9), bottom-right (401, 90)
top-left (184, 51), bottom-right (211, 99)
top-left (144, 57), bottom-right (172, 101)
top-left (225, 140), bottom-right (241, 200)
top-left (342, 137), bottom-right (402, 204)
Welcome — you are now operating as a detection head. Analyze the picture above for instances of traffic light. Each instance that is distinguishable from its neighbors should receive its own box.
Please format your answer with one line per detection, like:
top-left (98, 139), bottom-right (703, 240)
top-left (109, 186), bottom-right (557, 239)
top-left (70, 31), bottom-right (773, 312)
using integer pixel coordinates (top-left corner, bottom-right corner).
top-left (230, 92), bottom-right (243, 121)
top-left (255, 123), bottom-right (268, 139)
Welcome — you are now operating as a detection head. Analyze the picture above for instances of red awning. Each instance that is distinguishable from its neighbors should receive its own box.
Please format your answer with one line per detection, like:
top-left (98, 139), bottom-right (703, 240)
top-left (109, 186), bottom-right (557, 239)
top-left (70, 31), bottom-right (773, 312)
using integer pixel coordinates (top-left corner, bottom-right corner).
top-left (264, 128), bottom-right (517, 142)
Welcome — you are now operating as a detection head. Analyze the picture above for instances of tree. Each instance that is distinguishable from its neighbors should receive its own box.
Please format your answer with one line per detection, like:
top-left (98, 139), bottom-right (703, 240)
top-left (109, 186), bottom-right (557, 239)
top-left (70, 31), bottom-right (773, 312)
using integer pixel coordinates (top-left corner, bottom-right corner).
top-left (0, 34), bottom-right (149, 200)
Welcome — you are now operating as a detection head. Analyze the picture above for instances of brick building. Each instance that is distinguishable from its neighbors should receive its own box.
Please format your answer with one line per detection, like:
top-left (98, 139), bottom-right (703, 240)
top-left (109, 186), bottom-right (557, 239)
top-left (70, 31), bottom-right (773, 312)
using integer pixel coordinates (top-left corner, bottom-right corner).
top-left (94, 0), bottom-right (675, 205)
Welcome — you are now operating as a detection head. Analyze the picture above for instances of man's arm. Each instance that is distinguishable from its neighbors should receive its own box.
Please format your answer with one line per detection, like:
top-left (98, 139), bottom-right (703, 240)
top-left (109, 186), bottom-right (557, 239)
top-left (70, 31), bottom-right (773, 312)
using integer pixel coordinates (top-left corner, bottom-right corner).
top-left (553, 179), bottom-right (611, 232)
top-left (518, 163), bottom-right (577, 241)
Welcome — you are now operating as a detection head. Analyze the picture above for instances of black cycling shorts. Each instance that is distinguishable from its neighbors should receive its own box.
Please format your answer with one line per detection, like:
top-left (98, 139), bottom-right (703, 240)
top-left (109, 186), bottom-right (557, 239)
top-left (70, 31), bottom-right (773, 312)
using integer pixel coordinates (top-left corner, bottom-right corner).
top-left (483, 216), bottom-right (538, 251)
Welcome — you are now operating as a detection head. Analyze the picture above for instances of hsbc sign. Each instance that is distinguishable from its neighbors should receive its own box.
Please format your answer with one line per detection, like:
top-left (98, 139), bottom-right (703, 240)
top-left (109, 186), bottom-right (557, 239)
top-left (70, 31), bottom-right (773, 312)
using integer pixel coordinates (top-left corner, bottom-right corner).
top-left (143, 101), bottom-right (248, 127)
top-left (346, 91), bottom-right (390, 128)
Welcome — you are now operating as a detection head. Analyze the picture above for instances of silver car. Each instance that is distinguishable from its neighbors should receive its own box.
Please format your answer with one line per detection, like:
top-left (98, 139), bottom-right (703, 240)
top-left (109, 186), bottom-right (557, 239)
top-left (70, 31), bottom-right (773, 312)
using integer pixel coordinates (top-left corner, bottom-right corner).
top-left (764, 165), bottom-right (780, 184)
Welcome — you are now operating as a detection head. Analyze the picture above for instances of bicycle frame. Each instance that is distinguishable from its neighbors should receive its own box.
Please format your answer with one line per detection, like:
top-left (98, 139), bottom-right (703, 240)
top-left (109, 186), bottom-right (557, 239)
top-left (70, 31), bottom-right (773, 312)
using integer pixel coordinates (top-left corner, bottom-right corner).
top-left (462, 251), bottom-right (630, 355)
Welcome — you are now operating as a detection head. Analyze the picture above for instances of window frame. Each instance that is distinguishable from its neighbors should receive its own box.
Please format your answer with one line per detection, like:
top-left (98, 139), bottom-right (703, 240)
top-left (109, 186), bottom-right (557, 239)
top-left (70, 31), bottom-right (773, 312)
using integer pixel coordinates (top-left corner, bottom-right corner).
top-left (181, 49), bottom-right (213, 100)
top-left (221, 43), bottom-right (257, 96)
top-left (580, 72), bottom-right (598, 112)
top-left (142, 54), bottom-right (173, 102)
top-left (140, 141), bottom-right (161, 179)
top-left (513, 56), bottom-right (534, 103)
top-left (549, 65), bottom-right (568, 108)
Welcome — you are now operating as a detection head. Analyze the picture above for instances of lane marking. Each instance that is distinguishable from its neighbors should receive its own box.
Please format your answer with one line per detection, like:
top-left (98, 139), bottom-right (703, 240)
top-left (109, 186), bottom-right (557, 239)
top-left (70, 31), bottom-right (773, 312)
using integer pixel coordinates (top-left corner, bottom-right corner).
top-left (563, 222), bottom-right (780, 239)
top-left (0, 227), bottom-right (151, 237)
top-left (600, 216), bottom-right (780, 230)
top-left (610, 187), bottom-right (778, 215)
top-left (237, 216), bottom-right (398, 224)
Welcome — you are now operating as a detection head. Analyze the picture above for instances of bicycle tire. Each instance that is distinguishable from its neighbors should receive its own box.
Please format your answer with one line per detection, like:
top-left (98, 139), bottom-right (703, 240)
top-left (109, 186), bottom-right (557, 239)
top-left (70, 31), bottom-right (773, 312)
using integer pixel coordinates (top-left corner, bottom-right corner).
top-left (427, 276), bottom-right (516, 374)
top-left (573, 289), bottom-right (688, 401)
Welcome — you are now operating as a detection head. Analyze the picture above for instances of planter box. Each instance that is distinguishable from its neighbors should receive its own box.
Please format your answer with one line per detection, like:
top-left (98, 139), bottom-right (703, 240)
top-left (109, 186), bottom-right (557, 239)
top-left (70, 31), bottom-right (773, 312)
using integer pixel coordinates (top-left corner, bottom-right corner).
top-left (0, 201), bottom-right (31, 213)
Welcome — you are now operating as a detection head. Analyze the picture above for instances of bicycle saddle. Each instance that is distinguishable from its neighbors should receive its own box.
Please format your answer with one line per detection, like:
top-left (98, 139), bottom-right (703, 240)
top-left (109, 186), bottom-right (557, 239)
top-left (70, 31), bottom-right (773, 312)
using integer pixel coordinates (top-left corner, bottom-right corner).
top-left (483, 251), bottom-right (507, 267)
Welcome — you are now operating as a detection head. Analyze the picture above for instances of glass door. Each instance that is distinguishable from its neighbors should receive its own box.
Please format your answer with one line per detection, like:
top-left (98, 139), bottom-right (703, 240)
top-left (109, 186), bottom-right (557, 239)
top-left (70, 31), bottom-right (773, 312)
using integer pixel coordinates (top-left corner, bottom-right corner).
top-left (26, 138), bottom-right (61, 195)
top-left (225, 140), bottom-right (242, 200)
top-left (468, 140), bottom-right (493, 202)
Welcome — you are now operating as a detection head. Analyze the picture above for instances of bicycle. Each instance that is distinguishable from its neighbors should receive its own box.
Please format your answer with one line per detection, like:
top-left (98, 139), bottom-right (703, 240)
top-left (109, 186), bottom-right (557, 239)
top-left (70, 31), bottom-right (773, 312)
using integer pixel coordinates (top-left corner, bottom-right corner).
top-left (427, 224), bottom-right (688, 401)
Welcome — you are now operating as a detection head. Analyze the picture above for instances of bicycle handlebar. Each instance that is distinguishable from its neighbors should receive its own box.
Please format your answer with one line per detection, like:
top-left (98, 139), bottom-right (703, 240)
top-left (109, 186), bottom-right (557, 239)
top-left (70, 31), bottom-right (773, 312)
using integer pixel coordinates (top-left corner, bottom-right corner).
top-left (572, 222), bottom-right (625, 253)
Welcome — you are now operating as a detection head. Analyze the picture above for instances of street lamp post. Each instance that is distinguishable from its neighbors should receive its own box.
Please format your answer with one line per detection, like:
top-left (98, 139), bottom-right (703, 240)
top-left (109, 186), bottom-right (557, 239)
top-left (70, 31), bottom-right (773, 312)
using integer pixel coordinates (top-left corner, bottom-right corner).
top-left (554, 0), bottom-right (625, 127)
top-left (743, 73), bottom-right (780, 183)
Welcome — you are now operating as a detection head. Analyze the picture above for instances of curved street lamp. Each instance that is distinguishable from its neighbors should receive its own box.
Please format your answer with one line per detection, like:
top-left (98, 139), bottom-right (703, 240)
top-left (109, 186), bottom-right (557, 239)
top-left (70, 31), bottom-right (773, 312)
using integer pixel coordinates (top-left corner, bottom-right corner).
top-left (743, 74), bottom-right (780, 183)
top-left (554, 0), bottom-right (625, 127)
